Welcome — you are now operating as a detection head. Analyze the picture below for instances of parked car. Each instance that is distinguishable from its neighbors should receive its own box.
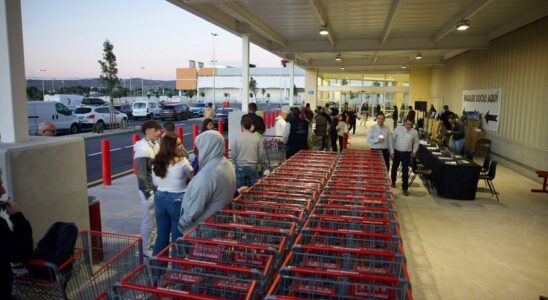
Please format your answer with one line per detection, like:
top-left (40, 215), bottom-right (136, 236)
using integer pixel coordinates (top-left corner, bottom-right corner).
top-left (213, 107), bottom-right (241, 128)
top-left (160, 104), bottom-right (192, 121)
top-left (132, 100), bottom-right (161, 119)
top-left (114, 104), bottom-right (133, 119)
top-left (82, 97), bottom-right (106, 106)
top-left (189, 103), bottom-right (207, 118)
top-left (27, 101), bottom-right (81, 135)
top-left (74, 105), bottom-right (128, 130)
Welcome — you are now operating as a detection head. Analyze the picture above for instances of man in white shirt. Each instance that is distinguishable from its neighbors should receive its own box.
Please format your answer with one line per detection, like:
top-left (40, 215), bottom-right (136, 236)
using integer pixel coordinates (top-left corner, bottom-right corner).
top-left (275, 110), bottom-right (288, 138)
top-left (390, 119), bottom-right (419, 196)
top-left (367, 112), bottom-right (392, 171)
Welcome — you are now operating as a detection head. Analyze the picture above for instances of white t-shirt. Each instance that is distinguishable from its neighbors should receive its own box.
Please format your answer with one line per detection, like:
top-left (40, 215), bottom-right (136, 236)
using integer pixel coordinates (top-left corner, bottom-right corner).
top-left (152, 158), bottom-right (193, 193)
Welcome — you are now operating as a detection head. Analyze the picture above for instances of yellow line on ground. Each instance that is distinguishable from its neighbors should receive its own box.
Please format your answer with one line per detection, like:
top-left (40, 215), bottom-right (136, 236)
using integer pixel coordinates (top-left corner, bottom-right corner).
top-left (87, 169), bottom-right (134, 187)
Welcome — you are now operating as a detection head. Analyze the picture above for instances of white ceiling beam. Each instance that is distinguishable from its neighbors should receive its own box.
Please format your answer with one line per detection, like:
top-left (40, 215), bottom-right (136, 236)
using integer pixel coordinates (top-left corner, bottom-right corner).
top-left (488, 5), bottom-right (548, 40)
top-left (443, 49), bottom-right (468, 60)
top-left (307, 56), bottom-right (444, 68)
top-left (295, 53), bottom-right (310, 65)
top-left (433, 0), bottom-right (494, 42)
top-left (180, 0), bottom-right (234, 4)
top-left (216, 2), bottom-right (287, 47)
top-left (308, 0), bottom-right (335, 46)
top-left (381, 0), bottom-right (402, 44)
top-left (285, 37), bottom-right (489, 53)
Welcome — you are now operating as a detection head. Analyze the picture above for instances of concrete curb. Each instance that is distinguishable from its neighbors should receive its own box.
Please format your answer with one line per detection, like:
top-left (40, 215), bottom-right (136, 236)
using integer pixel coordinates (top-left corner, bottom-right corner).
top-left (75, 126), bottom-right (141, 139)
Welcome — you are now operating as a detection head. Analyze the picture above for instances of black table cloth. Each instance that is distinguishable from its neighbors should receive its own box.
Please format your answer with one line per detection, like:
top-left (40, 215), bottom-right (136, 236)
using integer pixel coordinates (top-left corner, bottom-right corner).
top-left (416, 142), bottom-right (481, 200)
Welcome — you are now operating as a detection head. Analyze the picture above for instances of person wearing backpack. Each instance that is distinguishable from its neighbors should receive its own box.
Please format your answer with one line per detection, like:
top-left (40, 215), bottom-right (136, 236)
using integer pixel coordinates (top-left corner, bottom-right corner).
top-left (0, 169), bottom-right (33, 299)
top-left (282, 107), bottom-right (312, 159)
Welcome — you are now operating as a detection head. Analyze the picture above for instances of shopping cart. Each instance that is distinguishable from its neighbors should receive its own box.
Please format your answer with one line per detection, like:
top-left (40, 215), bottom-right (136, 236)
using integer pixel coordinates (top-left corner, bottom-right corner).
top-left (282, 246), bottom-right (407, 278)
top-left (12, 231), bottom-right (142, 300)
top-left (183, 224), bottom-right (289, 256)
top-left (264, 135), bottom-right (287, 171)
top-left (237, 190), bottom-right (314, 212)
top-left (311, 204), bottom-right (395, 222)
top-left (328, 179), bottom-right (391, 189)
top-left (258, 178), bottom-right (322, 192)
top-left (319, 192), bottom-right (393, 206)
top-left (281, 161), bottom-right (334, 171)
top-left (265, 174), bottom-right (327, 185)
top-left (269, 169), bottom-right (330, 181)
top-left (229, 201), bottom-right (306, 221)
top-left (305, 216), bottom-right (399, 237)
top-left (295, 228), bottom-right (402, 256)
top-left (323, 185), bottom-right (391, 199)
top-left (252, 183), bottom-right (319, 199)
top-left (266, 266), bottom-right (412, 300)
top-left (204, 209), bottom-right (299, 236)
top-left (111, 262), bottom-right (260, 300)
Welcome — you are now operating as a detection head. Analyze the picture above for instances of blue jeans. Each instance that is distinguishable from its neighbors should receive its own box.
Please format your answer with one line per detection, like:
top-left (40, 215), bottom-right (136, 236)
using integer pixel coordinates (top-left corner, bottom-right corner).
top-left (152, 191), bottom-right (184, 256)
top-left (236, 165), bottom-right (260, 188)
top-left (453, 138), bottom-right (465, 154)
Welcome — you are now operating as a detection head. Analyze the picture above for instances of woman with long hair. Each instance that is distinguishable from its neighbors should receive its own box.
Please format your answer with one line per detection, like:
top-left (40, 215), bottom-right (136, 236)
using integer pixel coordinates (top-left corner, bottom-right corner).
top-left (201, 118), bottom-right (215, 132)
top-left (151, 133), bottom-right (193, 255)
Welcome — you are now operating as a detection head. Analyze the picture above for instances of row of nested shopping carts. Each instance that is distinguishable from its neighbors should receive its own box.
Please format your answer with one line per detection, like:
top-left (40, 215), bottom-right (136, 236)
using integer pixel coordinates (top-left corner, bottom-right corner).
top-left (110, 149), bottom-right (412, 300)
top-left (266, 149), bottom-right (412, 300)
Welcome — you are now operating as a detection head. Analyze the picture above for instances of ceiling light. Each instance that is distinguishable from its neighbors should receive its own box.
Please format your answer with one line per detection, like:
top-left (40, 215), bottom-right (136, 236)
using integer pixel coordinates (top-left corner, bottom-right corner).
top-left (401, 66), bottom-right (407, 69)
top-left (335, 54), bottom-right (341, 61)
top-left (415, 53), bottom-right (423, 60)
top-left (340, 66), bottom-right (345, 70)
top-left (456, 19), bottom-right (470, 31)
top-left (319, 25), bottom-right (329, 36)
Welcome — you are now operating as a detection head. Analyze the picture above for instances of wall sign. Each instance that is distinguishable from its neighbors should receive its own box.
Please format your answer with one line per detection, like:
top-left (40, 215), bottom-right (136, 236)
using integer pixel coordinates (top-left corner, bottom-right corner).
top-left (462, 89), bottom-right (501, 132)
top-left (307, 90), bottom-right (315, 95)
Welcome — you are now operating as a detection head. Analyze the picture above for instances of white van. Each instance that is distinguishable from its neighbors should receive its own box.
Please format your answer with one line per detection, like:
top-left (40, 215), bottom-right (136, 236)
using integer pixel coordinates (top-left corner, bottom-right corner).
top-left (27, 101), bottom-right (81, 135)
top-left (132, 101), bottom-right (161, 119)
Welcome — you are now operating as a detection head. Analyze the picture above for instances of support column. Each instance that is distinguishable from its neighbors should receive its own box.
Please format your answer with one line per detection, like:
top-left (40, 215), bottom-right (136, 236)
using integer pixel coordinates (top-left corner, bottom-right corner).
top-left (288, 60), bottom-right (295, 106)
top-left (241, 34), bottom-right (250, 113)
top-left (0, 0), bottom-right (28, 143)
top-left (304, 68), bottom-right (319, 109)
top-left (409, 66), bottom-right (432, 110)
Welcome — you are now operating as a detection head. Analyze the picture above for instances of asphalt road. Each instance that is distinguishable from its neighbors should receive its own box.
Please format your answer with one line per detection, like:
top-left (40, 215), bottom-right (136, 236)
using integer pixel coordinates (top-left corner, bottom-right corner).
top-left (85, 103), bottom-right (282, 184)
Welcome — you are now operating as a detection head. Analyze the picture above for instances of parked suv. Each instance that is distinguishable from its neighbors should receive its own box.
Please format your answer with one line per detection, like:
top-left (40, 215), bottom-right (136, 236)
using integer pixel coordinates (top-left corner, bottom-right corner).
top-left (132, 101), bottom-right (161, 119)
top-left (74, 105), bottom-right (128, 130)
top-left (160, 104), bottom-right (192, 121)
top-left (213, 107), bottom-right (241, 128)
top-left (114, 104), bottom-right (133, 119)
top-left (189, 103), bottom-right (207, 118)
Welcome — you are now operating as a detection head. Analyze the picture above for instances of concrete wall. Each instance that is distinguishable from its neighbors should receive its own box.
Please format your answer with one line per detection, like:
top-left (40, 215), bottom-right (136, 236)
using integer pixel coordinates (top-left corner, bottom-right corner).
top-left (304, 68), bottom-right (319, 108)
top-left (0, 137), bottom-right (90, 239)
top-left (430, 17), bottom-right (548, 178)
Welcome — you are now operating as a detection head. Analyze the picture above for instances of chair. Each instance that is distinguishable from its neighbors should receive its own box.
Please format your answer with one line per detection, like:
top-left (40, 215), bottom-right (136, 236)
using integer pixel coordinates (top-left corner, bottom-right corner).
top-left (479, 161), bottom-right (499, 202)
top-left (409, 158), bottom-right (432, 194)
top-left (480, 154), bottom-right (491, 174)
top-left (474, 139), bottom-right (491, 158)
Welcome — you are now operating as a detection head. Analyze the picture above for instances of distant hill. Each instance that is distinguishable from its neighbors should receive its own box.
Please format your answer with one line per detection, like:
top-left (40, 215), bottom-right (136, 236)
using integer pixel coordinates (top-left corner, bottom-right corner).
top-left (26, 78), bottom-right (176, 90)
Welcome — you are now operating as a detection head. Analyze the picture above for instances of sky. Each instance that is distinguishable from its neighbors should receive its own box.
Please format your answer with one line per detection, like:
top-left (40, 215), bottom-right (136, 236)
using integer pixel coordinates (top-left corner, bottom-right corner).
top-left (21, 0), bottom-right (283, 80)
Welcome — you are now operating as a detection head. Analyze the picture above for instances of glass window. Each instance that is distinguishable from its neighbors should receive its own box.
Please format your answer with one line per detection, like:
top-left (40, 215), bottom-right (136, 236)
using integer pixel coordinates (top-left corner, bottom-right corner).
top-left (133, 103), bottom-right (146, 109)
top-left (55, 103), bottom-right (71, 116)
top-left (74, 107), bottom-right (92, 114)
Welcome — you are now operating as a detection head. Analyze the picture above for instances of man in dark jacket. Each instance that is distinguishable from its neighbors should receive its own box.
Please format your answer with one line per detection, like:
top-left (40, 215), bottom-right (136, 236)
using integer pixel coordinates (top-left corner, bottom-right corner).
top-left (406, 106), bottom-right (416, 124)
top-left (0, 170), bottom-right (33, 299)
top-left (283, 107), bottom-right (311, 158)
top-left (439, 105), bottom-right (454, 130)
top-left (241, 103), bottom-right (266, 135)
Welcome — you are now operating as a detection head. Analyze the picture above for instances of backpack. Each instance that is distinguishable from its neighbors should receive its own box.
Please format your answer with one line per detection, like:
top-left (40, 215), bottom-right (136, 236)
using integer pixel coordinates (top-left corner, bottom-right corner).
top-left (29, 222), bottom-right (79, 280)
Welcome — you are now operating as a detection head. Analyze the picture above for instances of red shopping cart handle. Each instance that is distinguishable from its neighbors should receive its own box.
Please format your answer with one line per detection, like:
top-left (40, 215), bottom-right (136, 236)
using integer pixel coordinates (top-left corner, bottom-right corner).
top-left (293, 243), bottom-right (396, 258)
top-left (284, 266), bottom-right (400, 283)
top-left (219, 209), bottom-right (299, 221)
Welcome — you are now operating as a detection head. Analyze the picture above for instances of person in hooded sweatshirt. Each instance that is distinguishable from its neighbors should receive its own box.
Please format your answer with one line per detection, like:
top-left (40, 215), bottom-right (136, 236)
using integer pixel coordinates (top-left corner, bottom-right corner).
top-left (178, 130), bottom-right (236, 234)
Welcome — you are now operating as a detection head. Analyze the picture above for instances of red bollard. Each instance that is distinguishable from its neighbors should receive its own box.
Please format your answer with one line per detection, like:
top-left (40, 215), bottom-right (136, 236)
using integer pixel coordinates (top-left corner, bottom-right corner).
top-left (263, 112), bottom-right (269, 129)
top-left (271, 111), bottom-right (276, 128)
top-left (177, 127), bottom-right (183, 144)
top-left (343, 132), bottom-right (349, 150)
top-left (132, 134), bottom-right (140, 174)
top-left (101, 139), bottom-right (111, 185)
top-left (193, 123), bottom-right (199, 150)
top-left (218, 120), bottom-right (224, 135)
top-left (225, 138), bottom-right (229, 158)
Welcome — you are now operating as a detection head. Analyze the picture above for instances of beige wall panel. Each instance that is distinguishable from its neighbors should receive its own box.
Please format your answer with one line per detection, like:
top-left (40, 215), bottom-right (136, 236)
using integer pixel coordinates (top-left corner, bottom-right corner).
top-left (431, 17), bottom-right (548, 175)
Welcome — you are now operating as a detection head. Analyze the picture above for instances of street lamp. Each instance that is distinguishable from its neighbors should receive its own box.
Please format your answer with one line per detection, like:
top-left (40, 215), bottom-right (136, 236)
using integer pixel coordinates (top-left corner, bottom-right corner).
top-left (39, 68), bottom-right (47, 98)
top-left (140, 66), bottom-right (145, 97)
top-left (211, 32), bottom-right (218, 108)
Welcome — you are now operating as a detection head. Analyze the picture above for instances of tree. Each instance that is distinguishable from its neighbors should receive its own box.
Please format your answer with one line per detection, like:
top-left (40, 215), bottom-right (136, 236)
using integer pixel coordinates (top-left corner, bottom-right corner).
top-left (200, 91), bottom-right (205, 99)
top-left (185, 90), bottom-right (196, 99)
top-left (261, 88), bottom-right (266, 100)
top-left (341, 79), bottom-right (348, 86)
top-left (224, 92), bottom-right (229, 99)
top-left (266, 93), bottom-right (270, 103)
top-left (26, 86), bottom-right (42, 100)
top-left (249, 77), bottom-right (258, 101)
top-left (98, 39), bottom-right (121, 130)
top-left (293, 84), bottom-right (298, 97)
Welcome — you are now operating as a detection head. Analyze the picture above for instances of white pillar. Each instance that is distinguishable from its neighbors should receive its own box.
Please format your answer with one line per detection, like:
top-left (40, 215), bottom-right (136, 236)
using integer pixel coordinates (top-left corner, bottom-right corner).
top-left (0, 0), bottom-right (28, 143)
top-left (241, 34), bottom-right (250, 113)
top-left (289, 60), bottom-right (295, 106)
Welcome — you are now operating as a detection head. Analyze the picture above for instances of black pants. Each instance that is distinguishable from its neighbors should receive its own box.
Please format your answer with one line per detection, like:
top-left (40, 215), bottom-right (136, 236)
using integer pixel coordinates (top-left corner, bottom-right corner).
top-left (338, 135), bottom-right (344, 152)
top-left (393, 119), bottom-right (397, 129)
top-left (374, 148), bottom-right (390, 171)
top-left (331, 135), bottom-right (338, 152)
top-left (321, 136), bottom-right (327, 150)
top-left (391, 150), bottom-right (411, 191)
top-left (348, 122), bottom-right (356, 135)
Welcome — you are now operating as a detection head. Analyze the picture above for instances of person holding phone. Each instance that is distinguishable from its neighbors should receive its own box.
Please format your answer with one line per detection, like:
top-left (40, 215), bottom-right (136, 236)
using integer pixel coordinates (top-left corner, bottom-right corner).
top-left (0, 169), bottom-right (33, 298)
top-left (367, 112), bottom-right (393, 171)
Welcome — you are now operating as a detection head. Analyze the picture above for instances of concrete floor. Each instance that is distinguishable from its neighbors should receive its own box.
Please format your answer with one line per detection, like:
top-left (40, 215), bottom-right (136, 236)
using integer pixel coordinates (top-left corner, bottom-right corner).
top-left (89, 118), bottom-right (548, 299)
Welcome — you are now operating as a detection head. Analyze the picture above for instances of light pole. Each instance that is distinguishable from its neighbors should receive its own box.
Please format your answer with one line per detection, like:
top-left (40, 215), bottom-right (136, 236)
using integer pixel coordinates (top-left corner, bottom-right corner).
top-left (211, 32), bottom-right (218, 108)
top-left (39, 69), bottom-right (46, 98)
top-left (140, 66), bottom-right (145, 97)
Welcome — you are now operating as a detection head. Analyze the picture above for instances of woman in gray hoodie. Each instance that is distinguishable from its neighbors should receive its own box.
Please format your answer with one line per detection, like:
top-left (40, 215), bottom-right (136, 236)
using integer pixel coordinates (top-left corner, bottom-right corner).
top-left (178, 130), bottom-right (236, 234)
